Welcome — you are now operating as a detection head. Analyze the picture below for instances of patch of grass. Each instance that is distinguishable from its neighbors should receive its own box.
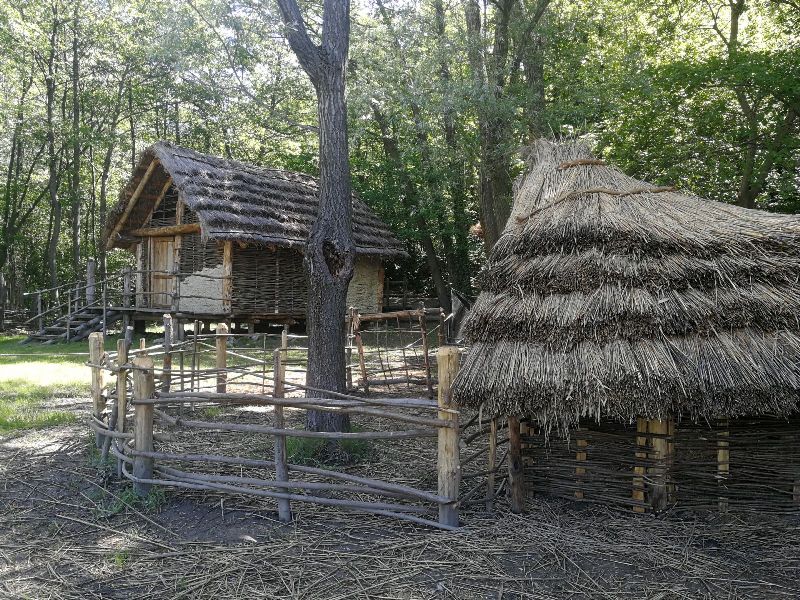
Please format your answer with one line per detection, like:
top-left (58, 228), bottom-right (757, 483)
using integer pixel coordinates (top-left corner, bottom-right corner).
top-left (93, 485), bottom-right (168, 518)
top-left (111, 549), bottom-right (130, 567)
top-left (286, 428), bottom-right (374, 466)
top-left (200, 406), bottom-right (224, 419)
top-left (0, 379), bottom-right (84, 432)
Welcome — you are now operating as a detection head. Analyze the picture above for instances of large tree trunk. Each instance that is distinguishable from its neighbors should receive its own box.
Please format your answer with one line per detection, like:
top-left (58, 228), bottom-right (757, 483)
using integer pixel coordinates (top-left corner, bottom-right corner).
top-left (278, 0), bottom-right (354, 433)
top-left (45, 7), bottom-right (61, 291)
top-left (70, 3), bottom-right (81, 280)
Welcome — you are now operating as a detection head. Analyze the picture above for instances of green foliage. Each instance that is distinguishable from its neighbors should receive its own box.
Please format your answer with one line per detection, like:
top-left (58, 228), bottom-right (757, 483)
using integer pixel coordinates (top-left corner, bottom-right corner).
top-left (91, 485), bottom-right (168, 518)
top-left (286, 430), bottom-right (374, 466)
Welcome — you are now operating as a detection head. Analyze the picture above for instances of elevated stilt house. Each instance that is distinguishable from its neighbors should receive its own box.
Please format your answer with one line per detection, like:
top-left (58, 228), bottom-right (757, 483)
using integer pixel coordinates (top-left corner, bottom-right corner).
top-left (453, 140), bottom-right (800, 514)
top-left (103, 142), bottom-right (405, 329)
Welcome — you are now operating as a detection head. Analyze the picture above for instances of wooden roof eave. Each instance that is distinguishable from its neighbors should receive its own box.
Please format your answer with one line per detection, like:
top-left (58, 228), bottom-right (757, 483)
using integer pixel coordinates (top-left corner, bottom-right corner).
top-left (105, 159), bottom-right (159, 250)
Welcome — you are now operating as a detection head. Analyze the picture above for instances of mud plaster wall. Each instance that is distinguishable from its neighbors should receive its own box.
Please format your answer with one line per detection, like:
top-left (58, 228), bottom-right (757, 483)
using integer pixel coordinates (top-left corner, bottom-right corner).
top-left (178, 264), bottom-right (225, 314)
top-left (347, 257), bottom-right (384, 313)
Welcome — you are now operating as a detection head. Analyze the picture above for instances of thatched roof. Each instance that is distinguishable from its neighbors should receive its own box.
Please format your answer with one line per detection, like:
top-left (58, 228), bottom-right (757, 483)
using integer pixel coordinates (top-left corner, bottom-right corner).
top-left (452, 139), bottom-right (800, 431)
top-left (104, 142), bottom-right (405, 257)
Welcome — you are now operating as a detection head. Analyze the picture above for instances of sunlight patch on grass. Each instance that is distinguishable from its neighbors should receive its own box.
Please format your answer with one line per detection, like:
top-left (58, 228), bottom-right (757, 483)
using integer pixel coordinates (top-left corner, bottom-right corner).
top-left (0, 375), bottom-right (88, 432)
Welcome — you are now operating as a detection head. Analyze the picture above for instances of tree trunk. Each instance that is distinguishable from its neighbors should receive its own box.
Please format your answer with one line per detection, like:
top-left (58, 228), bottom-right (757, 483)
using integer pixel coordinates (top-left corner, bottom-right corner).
top-left (46, 7), bottom-right (61, 291)
top-left (278, 0), bottom-right (355, 433)
top-left (70, 3), bottom-right (81, 280)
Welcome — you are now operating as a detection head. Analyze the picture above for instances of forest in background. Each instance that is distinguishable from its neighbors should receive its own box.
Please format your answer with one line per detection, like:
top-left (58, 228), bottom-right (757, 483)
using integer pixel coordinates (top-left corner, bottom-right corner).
top-left (1, 0), bottom-right (798, 311)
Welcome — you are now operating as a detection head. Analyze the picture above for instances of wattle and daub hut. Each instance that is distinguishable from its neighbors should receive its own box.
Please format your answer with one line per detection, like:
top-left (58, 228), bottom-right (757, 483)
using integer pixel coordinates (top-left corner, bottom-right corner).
top-left (453, 139), bottom-right (800, 514)
top-left (104, 143), bottom-right (404, 327)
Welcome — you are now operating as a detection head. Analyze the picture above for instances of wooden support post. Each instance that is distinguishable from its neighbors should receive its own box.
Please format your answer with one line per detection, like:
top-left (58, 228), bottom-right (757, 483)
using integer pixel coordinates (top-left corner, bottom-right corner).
top-left (633, 417), bottom-right (647, 513)
top-left (273, 350), bottom-right (292, 522)
top-left (162, 314), bottom-right (173, 392)
top-left (575, 431), bottom-right (588, 500)
top-left (647, 418), bottom-right (674, 513)
top-left (346, 308), bottom-right (355, 390)
top-left (437, 345), bottom-right (460, 527)
top-left (508, 416), bottom-right (525, 513)
top-left (717, 419), bottom-right (730, 513)
top-left (419, 310), bottom-right (434, 399)
top-left (216, 322), bottom-right (228, 393)
top-left (122, 267), bottom-right (132, 332)
top-left (222, 241), bottom-right (233, 314)
top-left (89, 332), bottom-right (105, 447)
top-left (486, 417), bottom-right (498, 511)
top-left (354, 311), bottom-right (369, 392)
top-left (124, 325), bottom-right (134, 354)
top-left (36, 292), bottom-right (43, 332)
top-left (132, 356), bottom-right (155, 497)
top-left (86, 258), bottom-right (96, 305)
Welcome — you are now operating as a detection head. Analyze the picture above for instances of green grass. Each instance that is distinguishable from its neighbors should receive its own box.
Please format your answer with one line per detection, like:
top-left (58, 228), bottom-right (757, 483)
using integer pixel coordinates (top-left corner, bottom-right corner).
top-left (0, 379), bottom-right (85, 432)
top-left (89, 483), bottom-right (168, 518)
top-left (286, 427), bottom-right (374, 466)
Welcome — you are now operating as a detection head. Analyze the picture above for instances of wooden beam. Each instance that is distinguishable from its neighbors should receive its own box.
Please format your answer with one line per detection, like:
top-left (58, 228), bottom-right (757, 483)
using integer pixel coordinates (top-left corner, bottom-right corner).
top-left (144, 177), bottom-right (174, 224)
top-left (129, 223), bottom-right (200, 237)
top-left (105, 159), bottom-right (159, 249)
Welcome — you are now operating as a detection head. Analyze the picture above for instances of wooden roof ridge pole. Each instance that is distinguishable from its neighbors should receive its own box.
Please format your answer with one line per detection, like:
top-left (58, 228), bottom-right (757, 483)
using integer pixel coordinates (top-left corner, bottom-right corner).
top-left (105, 159), bottom-right (159, 249)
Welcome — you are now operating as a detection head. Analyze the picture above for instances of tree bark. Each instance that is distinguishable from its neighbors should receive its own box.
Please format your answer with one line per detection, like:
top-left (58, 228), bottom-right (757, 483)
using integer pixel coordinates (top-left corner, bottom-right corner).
top-left (278, 0), bottom-right (354, 433)
top-left (70, 2), bottom-right (81, 279)
top-left (45, 5), bottom-right (62, 291)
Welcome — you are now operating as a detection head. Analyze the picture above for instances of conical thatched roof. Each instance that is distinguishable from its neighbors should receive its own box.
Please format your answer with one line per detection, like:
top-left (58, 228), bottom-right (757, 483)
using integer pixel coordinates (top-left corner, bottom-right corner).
top-left (452, 139), bottom-right (800, 431)
top-left (104, 142), bottom-right (405, 257)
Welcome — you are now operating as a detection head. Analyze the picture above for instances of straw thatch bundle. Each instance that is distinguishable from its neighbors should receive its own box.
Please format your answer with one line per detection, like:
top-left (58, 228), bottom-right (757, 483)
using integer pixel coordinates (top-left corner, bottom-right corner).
top-left (104, 142), bottom-right (404, 256)
top-left (452, 139), bottom-right (800, 432)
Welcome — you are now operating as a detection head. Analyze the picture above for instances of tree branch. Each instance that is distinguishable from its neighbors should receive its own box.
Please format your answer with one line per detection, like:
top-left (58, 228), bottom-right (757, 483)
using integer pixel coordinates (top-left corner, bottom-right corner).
top-left (276, 0), bottom-right (322, 83)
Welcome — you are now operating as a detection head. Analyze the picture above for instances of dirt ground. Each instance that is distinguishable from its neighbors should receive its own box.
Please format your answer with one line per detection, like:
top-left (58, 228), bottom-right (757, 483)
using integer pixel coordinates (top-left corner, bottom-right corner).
top-left (1, 394), bottom-right (799, 600)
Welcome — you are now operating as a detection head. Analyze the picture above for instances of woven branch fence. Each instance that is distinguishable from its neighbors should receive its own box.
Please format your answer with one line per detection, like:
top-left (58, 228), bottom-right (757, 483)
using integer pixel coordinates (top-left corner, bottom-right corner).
top-left (86, 328), bottom-right (464, 530)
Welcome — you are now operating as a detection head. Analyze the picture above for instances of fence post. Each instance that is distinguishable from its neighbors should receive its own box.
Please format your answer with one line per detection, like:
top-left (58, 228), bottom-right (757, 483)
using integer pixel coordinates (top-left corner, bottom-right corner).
top-left (717, 419), bottom-right (730, 512)
top-left (132, 356), bottom-right (155, 497)
top-left (273, 350), bottom-right (292, 523)
top-left (419, 309), bottom-right (434, 399)
top-left (86, 258), bottom-right (96, 305)
top-left (162, 314), bottom-right (173, 392)
top-left (486, 418), bottom-right (498, 511)
top-left (648, 418), bottom-right (674, 512)
top-left (89, 332), bottom-right (105, 447)
top-left (575, 431), bottom-right (588, 500)
top-left (633, 417), bottom-right (647, 513)
top-left (508, 417), bottom-right (525, 513)
top-left (0, 272), bottom-right (6, 331)
top-left (437, 345), bottom-right (460, 527)
top-left (354, 311), bottom-right (369, 392)
top-left (346, 308), bottom-right (355, 390)
top-left (216, 322), bottom-right (228, 393)
top-left (116, 338), bottom-right (128, 476)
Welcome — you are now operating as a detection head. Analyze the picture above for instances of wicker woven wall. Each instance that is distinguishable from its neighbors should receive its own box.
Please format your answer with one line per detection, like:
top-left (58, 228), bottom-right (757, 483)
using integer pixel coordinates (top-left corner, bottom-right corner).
top-left (347, 257), bottom-right (384, 313)
top-left (524, 416), bottom-right (800, 514)
top-left (231, 246), bottom-right (307, 316)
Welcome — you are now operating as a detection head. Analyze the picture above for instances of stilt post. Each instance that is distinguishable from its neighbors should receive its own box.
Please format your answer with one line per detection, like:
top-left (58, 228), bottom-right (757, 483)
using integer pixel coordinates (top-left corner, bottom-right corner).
top-left (647, 418), bottom-right (674, 512)
top-left (132, 356), bottom-right (155, 497)
top-left (162, 314), bottom-right (173, 392)
top-left (437, 345), bottom-right (460, 527)
top-left (717, 419), bottom-right (730, 512)
top-left (216, 322), bottom-right (228, 393)
top-left (575, 431), bottom-right (588, 500)
top-left (633, 417), bottom-right (648, 513)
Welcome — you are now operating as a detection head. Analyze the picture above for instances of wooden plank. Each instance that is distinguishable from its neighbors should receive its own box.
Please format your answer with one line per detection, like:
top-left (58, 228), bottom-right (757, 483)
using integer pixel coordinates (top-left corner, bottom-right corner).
top-left (105, 159), bottom-right (158, 249)
top-left (129, 223), bottom-right (200, 237)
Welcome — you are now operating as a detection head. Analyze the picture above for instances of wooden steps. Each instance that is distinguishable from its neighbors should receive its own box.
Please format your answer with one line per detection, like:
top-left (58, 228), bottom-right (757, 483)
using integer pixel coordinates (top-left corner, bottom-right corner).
top-left (25, 308), bottom-right (122, 343)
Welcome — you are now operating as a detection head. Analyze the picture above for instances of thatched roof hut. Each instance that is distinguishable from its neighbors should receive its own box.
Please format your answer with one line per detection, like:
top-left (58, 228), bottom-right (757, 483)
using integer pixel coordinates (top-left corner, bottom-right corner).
top-left (104, 142), bottom-right (404, 256)
top-left (103, 142), bottom-right (404, 322)
top-left (453, 139), bottom-right (800, 433)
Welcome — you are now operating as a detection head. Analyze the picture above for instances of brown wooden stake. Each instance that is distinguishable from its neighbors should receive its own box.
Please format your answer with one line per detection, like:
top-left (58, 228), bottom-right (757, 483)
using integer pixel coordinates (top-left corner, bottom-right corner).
top-left (116, 338), bottom-right (129, 474)
top-left (508, 416), bottom-right (525, 513)
top-left (437, 345), bottom-right (460, 527)
top-left (222, 241), bottom-right (233, 314)
top-left (575, 431), bottom-right (588, 500)
top-left (162, 314), bottom-right (173, 392)
top-left (486, 417), bottom-right (497, 511)
top-left (273, 350), bottom-right (292, 523)
top-left (633, 417), bottom-right (647, 513)
top-left (354, 312), bottom-right (369, 393)
top-left (122, 267), bottom-right (132, 332)
top-left (717, 419), bottom-right (730, 512)
top-left (647, 418), bottom-right (674, 512)
top-left (66, 288), bottom-right (72, 342)
top-left (419, 311), bottom-right (433, 399)
top-left (216, 322), bottom-right (228, 393)
top-left (132, 355), bottom-right (155, 497)
top-left (89, 332), bottom-right (105, 447)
